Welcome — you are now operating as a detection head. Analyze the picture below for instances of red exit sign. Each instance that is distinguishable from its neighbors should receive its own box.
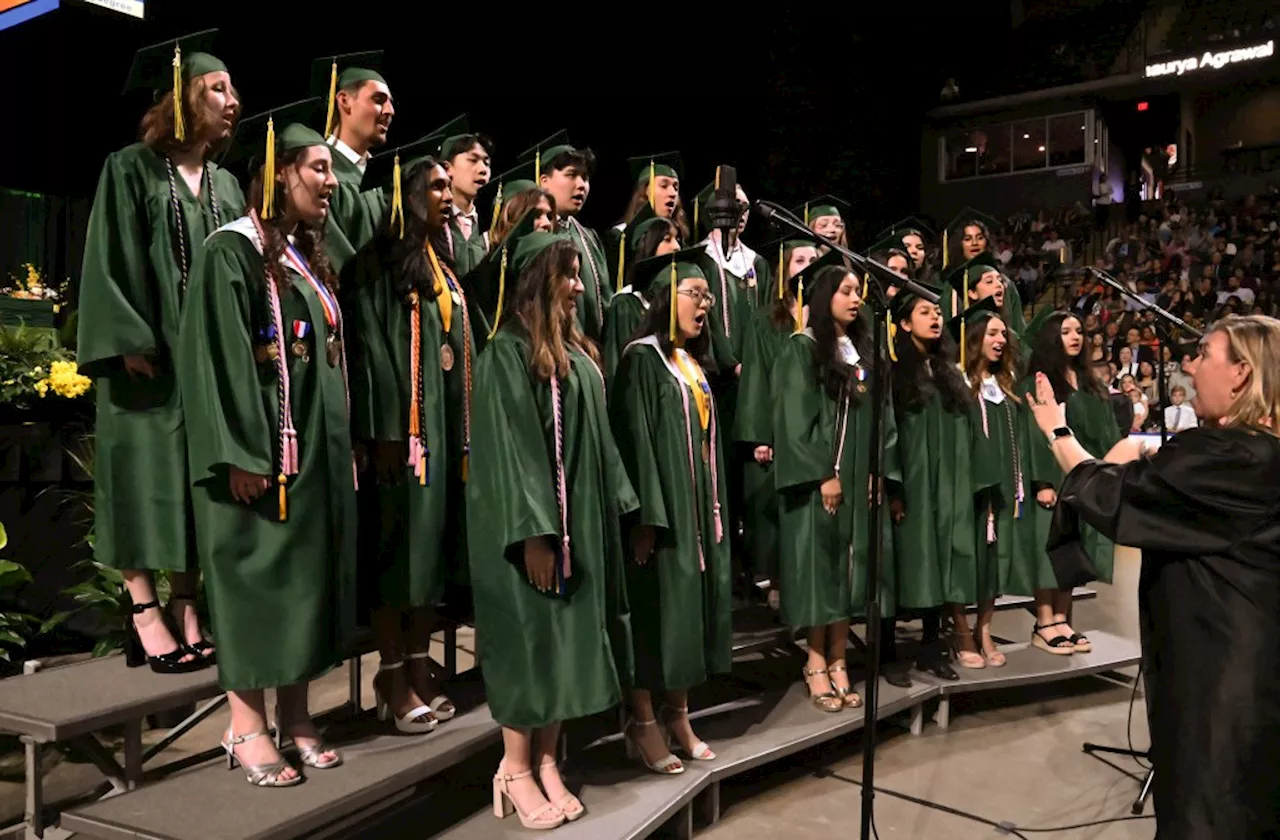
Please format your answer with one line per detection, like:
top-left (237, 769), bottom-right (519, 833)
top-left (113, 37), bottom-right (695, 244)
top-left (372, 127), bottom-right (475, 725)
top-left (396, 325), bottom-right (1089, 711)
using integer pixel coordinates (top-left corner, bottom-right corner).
top-left (1137, 101), bottom-right (1150, 112)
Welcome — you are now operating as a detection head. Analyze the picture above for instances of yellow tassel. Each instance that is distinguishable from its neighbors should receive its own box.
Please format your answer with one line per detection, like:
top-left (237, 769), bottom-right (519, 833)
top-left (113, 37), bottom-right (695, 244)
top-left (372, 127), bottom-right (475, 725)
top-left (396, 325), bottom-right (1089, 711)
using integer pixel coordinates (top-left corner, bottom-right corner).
top-left (616, 231), bottom-right (626, 293)
top-left (795, 279), bottom-right (804, 334)
top-left (647, 159), bottom-right (656, 209)
top-left (668, 259), bottom-right (678, 344)
top-left (419, 461), bottom-right (426, 486)
top-left (172, 45), bottom-right (186, 143)
top-left (324, 60), bottom-right (338, 138)
top-left (277, 473), bottom-right (287, 522)
top-left (961, 275), bottom-right (969, 370)
top-left (461, 454), bottom-right (469, 483)
top-left (261, 117), bottom-right (276, 220)
top-left (803, 202), bottom-right (810, 227)
top-left (942, 229), bottom-right (949, 270)
top-left (887, 314), bottom-right (898, 362)
top-left (693, 198), bottom-right (699, 239)
top-left (534, 149), bottom-right (541, 183)
top-left (487, 248), bottom-right (507, 340)
top-left (714, 167), bottom-right (721, 191)
top-left (777, 244), bottom-right (786, 300)
top-left (491, 182), bottom-right (503, 233)
top-left (390, 153), bottom-right (404, 239)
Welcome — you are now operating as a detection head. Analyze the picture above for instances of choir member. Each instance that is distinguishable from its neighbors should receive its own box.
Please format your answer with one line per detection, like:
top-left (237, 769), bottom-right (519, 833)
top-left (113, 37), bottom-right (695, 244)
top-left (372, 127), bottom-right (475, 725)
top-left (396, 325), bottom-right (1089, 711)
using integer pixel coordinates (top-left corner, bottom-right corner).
top-left (78, 30), bottom-right (242, 674)
top-left (602, 204), bottom-right (682, 379)
top-left (179, 99), bottom-right (352, 785)
top-left (438, 117), bottom-right (493, 276)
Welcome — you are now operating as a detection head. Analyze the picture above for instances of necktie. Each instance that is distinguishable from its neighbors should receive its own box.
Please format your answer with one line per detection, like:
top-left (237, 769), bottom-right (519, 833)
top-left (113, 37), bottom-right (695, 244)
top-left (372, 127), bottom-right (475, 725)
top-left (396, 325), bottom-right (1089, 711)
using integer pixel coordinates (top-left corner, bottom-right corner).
top-left (457, 213), bottom-right (473, 241)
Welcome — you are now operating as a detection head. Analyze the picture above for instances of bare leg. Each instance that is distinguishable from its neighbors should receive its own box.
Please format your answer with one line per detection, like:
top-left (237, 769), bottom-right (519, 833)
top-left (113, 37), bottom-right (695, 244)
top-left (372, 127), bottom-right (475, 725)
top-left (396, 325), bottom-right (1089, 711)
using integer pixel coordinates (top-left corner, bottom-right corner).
top-left (225, 689), bottom-right (297, 781)
top-left (371, 607), bottom-right (427, 719)
top-left (804, 626), bottom-right (830, 694)
top-left (1033, 590), bottom-right (1065, 639)
top-left (407, 607), bottom-right (455, 716)
top-left (627, 688), bottom-right (675, 766)
top-left (275, 683), bottom-right (339, 763)
top-left (1053, 588), bottom-right (1076, 636)
top-left (535, 722), bottom-right (579, 812)
top-left (663, 689), bottom-right (711, 758)
top-left (974, 599), bottom-right (1005, 664)
top-left (123, 571), bottom-right (192, 662)
top-left (499, 726), bottom-right (559, 820)
top-left (165, 570), bottom-right (211, 652)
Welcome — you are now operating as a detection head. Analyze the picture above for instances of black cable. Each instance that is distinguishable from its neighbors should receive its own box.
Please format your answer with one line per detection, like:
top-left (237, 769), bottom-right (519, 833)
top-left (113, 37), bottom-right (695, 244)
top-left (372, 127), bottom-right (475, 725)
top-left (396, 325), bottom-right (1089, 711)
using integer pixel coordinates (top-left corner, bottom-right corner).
top-left (821, 769), bottom-right (1155, 837)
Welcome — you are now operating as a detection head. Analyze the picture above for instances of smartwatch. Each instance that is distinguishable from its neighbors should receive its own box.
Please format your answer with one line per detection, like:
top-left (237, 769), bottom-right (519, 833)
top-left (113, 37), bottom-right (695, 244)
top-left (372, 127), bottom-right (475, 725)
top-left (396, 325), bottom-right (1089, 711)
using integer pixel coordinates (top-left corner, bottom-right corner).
top-left (1048, 426), bottom-right (1074, 445)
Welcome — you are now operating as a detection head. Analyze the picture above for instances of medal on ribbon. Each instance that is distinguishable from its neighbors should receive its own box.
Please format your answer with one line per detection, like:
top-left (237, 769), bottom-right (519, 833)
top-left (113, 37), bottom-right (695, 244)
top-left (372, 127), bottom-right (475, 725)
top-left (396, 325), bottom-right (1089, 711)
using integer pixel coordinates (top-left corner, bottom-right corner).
top-left (291, 320), bottom-right (311, 362)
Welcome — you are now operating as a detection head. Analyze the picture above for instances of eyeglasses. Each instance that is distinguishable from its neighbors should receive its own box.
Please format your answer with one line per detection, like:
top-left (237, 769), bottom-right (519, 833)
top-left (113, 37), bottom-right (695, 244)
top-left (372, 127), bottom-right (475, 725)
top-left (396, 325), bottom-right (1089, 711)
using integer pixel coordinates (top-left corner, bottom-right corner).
top-left (677, 289), bottom-right (716, 308)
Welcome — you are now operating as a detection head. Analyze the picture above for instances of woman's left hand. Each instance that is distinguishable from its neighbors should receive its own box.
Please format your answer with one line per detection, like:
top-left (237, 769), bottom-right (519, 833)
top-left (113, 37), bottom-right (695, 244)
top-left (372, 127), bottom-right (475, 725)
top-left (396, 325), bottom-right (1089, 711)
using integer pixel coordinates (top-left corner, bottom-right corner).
top-left (1026, 372), bottom-right (1067, 436)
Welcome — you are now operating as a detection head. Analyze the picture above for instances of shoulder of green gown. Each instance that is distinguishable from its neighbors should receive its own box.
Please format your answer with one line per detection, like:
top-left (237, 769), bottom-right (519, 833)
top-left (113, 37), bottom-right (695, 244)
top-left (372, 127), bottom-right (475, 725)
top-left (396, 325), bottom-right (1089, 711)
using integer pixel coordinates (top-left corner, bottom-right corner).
top-left (330, 151), bottom-right (365, 187)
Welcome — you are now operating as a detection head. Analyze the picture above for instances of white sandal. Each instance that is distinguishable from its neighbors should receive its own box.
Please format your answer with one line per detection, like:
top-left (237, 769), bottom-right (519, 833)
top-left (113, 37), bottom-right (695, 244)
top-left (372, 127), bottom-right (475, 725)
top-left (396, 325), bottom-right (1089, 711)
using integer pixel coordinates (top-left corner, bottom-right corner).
top-left (374, 660), bottom-right (438, 734)
top-left (221, 729), bottom-right (303, 788)
top-left (407, 651), bottom-right (456, 721)
top-left (624, 718), bottom-right (684, 775)
top-left (662, 705), bottom-right (716, 761)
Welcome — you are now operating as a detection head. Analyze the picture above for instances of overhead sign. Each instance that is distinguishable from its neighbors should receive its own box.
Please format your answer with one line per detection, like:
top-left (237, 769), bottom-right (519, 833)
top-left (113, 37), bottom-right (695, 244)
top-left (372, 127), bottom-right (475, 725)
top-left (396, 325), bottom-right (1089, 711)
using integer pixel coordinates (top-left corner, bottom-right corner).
top-left (79, 0), bottom-right (142, 17)
top-left (1146, 40), bottom-right (1275, 78)
top-left (0, 0), bottom-right (58, 32)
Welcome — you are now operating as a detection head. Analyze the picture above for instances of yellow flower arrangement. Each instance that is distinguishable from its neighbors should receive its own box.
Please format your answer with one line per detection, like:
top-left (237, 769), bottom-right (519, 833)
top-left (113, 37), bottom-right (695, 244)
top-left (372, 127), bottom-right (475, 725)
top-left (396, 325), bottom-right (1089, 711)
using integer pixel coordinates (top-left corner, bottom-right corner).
top-left (35, 361), bottom-right (91, 400)
top-left (3, 264), bottom-right (65, 306)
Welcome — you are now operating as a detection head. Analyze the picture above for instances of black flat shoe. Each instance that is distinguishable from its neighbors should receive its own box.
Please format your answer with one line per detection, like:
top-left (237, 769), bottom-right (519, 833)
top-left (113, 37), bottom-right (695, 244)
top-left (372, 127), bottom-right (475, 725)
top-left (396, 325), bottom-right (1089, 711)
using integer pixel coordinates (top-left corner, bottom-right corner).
top-left (882, 668), bottom-right (913, 689)
top-left (918, 658), bottom-right (960, 681)
top-left (124, 600), bottom-right (211, 674)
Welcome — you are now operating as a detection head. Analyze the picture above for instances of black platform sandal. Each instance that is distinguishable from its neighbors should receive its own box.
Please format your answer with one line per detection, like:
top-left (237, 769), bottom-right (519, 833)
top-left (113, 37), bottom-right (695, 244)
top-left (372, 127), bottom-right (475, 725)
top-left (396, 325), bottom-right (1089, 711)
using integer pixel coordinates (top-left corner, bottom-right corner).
top-left (124, 600), bottom-right (211, 674)
top-left (1031, 621), bottom-right (1075, 656)
top-left (168, 592), bottom-right (216, 664)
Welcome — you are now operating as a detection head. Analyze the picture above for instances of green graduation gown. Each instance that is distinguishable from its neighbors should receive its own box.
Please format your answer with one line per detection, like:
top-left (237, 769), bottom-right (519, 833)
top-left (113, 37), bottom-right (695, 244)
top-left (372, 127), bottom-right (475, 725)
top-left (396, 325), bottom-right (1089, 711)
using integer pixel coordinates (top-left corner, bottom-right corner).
top-left (178, 218), bottom-right (357, 690)
top-left (446, 214), bottom-right (487, 278)
top-left (602, 289), bottom-right (648, 380)
top-left (350, 247), bottom-right (476, 608)
top-left (891, 374), bottom-right (994, 608)
top-left (77, 143), bottom-right (245, 572)
top-left (467, 331), bottom-right (637, 728)
top-left (561, 216), bottom-right (611, 341)
top-left (772, 332), bottom-right (900, 626)
top-left (324, 149), bottom-right (387, 276)
top-left (733, 308), bottom-right (793, 581)
top-left (972, 380), bottom-right (1058, 597)
top-left (611, 338), bottom-right (733, 692)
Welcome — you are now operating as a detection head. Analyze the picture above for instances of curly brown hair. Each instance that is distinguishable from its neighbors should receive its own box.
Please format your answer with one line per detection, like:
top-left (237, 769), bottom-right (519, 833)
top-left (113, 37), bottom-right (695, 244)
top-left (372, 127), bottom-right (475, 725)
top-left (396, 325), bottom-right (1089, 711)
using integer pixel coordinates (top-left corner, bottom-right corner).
top-left (246, 147), bottom-right (336, 294)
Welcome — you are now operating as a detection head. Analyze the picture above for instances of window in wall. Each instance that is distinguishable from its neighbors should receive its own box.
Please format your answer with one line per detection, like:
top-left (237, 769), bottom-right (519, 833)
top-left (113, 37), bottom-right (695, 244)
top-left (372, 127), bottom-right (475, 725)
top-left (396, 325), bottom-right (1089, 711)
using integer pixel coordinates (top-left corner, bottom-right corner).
top-left (1049, 113), bottom-right (1087, 167)
top-left (1012, 118), bottom-right (1047, 171)
top-left (943, 128), bottom-right (979, 180)
top-left (977, 123), bottom-right (1013, 175)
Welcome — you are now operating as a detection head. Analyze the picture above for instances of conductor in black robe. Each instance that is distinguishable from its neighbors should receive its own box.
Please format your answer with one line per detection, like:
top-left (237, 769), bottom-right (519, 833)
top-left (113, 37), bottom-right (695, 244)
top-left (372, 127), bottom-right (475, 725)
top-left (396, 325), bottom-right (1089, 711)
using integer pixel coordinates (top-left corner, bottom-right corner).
top-left (1024, 314), bottom-right (1280, 840)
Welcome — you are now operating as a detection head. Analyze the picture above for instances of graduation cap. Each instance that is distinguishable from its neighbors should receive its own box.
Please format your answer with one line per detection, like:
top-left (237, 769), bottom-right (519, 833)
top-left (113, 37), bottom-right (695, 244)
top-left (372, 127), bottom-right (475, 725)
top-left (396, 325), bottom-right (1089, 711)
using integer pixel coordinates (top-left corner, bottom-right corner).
top-left (519, 130), bottom-right (575, 181)
top-left (793, 195), bottom-right (852, 229)
top-left (511, 230), bottom-right (573, 278)
top-left (875, 215), bottom-right (934, 243)
top-left (943, 251), bottom-right (1001, 298)
top-left (764, 237), bottom-right (820, 300)
top-left (870, 232), bottom-right (913, 265)
top-left (946, 296), bottom-right (1004, 368)
top-left (612, 203), bottom-right (658, 292)
top-left (1020, 304), bottom-right (1057, 347)
top-left (627, 151), bottom-right (683, 186)
top-left (632, 247), bottom-right (709, 343)
top-left (469, 205), bottom-right (545, 339)
top-left (123, 30), bottom-right (226, 142)
top-left (224, 98), bottom-right (329, 219)
top-left (361, 133), bottom-right (451, 238)
top-left (889, 279), bottom-right (944, 323)
top-left (944, 206), bottom-right (999, 269)
top-left (310, 51), bottom-right (387, 138)
top-left (481, 158), bottom-right (539, 233)
top-left (427, 114), bottom-right (472, 159)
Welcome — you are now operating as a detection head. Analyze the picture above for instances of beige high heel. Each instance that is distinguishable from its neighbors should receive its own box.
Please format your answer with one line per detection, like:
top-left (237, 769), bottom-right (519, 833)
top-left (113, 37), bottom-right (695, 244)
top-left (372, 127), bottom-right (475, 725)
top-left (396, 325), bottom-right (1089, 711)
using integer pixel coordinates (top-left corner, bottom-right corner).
top-left (538, 757), bottom-right (585, 821)
top-left (221, 729), bottom-right (303, 788)
top-left (661, 705), bottom-right (716, 761)
top-left (802, 666), bottom-right (844, 713)
top-left (493, 764), bottom-right (566, 830)
top-left (950, 630), bottom-right (987, 669)
top-left (272, 713), bottom-right (343, 769)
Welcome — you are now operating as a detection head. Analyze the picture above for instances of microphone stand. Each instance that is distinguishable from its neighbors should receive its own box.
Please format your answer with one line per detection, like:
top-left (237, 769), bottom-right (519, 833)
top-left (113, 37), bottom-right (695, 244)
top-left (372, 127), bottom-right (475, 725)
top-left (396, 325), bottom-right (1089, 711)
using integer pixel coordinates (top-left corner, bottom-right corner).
top-left (1079, 267), bottom-right (1201, 814)
top-left (755, 201), bottom-right (938, 840)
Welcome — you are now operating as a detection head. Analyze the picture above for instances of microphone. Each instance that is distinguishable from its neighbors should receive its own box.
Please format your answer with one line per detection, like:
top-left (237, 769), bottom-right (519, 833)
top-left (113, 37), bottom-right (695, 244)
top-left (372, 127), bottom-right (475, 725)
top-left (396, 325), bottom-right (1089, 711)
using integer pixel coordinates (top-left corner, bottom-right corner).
top-left (707, 165), bottom-right (744, 243)
top-left (754, 200), bottom-right (939, 305)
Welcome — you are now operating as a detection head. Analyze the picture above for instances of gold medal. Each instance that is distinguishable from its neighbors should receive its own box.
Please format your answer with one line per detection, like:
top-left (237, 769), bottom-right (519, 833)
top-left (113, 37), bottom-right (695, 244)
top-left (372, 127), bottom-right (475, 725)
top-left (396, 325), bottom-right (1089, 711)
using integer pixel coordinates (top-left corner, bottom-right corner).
top-left (440, 343), bottom-right (455, 372)
top-left (856, 383), bottom-right (867, 394)
top-left (326, 334), bottom-right (341, 367)
top-left (254, 343), bottom-right (279, 364)
top-left (291, 340), bottom-right (310, 362)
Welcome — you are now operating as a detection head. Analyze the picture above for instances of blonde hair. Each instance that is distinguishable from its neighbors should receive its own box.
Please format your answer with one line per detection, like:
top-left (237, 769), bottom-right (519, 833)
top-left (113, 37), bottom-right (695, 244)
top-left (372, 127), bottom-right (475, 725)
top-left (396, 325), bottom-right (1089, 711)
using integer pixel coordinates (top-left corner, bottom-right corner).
top-left (1212, 315), bottom-right (1280, 436)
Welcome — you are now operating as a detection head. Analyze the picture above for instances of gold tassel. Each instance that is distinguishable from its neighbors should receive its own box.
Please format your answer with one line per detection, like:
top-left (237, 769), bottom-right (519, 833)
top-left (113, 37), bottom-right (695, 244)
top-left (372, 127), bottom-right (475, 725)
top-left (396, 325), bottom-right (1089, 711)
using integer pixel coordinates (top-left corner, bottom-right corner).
top-left (960, 273), bottom-right (969, 370)
top-left (172, 45), bottom-right (186, 143)
top-left (795, 279), bottom-right (804, 334)
top-left (803, 202), bottom-right (810, 226)
top-left (693, 198), bottom-right (699, 239)
top-left (390, 153), bottom-right (404, 239)
top-left (942, 229), bottom-right (949, 270)
top-left (491, 182), bottom-right (503, 233)
top-left (324, 60), bottom-right (338, 138)
top-left (261, 117), bottom-right (276, 219)
top-left (617, 231), bottom-right (626, 292)
top-left (419, 460), bottom-right (426, 486)
top-left (777, 244), bottom-right (786, 300)
top-left (887, 313), bottom-right (898, 362)
top-left (534, 148), bottom-right (541, 183)
top-left (647, 159), bottom-right (655, 209)
top-left (461, 455), bottom-right (469, 483)
top-left (277, 473), bottom-right (287, 522)
top-left (714, 167), bottom-right (721, 191)
top-left (668, 259), bottom-right (678, 344)
top-left (487, 248), bottom-right (507, 340)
